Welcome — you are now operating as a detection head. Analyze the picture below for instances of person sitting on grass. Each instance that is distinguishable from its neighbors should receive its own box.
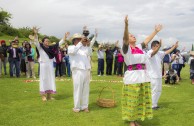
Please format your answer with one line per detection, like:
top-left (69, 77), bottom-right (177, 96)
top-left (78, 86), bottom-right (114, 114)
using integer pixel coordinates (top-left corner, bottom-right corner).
top-left (164, 68), bottom-right (179, 84)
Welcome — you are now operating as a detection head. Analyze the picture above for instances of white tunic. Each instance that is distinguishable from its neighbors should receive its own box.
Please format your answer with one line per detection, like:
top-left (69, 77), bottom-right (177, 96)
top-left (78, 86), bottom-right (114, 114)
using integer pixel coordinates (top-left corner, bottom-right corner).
top-left (68, 42), bottom-right (91, 71)
top-left (34, 38), bottom-right (64, 94)
top-left (121, 44), bottom-right (150, 84)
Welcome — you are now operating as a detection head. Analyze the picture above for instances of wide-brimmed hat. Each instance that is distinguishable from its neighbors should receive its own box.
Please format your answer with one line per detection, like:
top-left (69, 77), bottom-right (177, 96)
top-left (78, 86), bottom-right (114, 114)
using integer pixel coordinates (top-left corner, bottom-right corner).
top-left (71, 33), bottom-right (83, 41)
top-left (190, 51), bottom-right (194, 56)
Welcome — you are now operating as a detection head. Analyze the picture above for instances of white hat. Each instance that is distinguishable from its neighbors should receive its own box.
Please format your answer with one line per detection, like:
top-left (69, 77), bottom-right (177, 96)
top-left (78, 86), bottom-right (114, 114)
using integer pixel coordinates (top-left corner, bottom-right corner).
top-left (71, 33), bottom-right (83, 40)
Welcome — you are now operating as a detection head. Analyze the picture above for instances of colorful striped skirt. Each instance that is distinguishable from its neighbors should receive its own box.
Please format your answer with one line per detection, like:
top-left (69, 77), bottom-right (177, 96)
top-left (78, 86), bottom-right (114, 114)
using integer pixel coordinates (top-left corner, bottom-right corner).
top-left (122, 83), bottom-right (153, 121)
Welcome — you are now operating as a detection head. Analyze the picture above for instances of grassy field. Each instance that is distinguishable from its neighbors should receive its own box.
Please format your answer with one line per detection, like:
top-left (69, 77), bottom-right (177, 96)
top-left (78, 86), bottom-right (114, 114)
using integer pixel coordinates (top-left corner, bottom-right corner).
top-left (0, 35), bottom-right (194, 126)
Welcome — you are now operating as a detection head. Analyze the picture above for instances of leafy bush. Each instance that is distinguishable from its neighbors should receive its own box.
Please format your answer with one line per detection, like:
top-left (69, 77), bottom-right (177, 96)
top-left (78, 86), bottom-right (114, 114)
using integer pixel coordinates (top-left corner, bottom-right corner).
top-left (18, 27), bottom-right (33, 38)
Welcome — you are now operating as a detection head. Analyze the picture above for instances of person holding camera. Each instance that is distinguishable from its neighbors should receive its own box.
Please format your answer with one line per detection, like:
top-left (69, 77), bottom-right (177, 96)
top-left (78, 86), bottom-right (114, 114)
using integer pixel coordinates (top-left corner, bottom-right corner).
top-left (24, 42), bottom-right (36, 79)
top-left (68, 32), bottom-right (94, 113)
top-left (164, 68), bottom-right (179, 84)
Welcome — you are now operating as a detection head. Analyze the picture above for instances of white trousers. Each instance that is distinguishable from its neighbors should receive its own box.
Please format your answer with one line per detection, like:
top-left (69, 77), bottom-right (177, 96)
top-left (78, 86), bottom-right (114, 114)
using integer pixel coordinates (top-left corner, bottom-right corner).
top-left (151, 78), bottom-right (162, 108)
top-left (72, 69), bottom-right (90, 111)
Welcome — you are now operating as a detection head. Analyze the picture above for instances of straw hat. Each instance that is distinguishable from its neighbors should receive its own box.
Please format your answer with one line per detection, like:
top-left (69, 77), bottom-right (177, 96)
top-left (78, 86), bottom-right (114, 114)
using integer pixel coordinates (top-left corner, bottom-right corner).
top-left (71, 33), bottom-right (83, 41)
top-left (190, 51), bottom-right (194, 56)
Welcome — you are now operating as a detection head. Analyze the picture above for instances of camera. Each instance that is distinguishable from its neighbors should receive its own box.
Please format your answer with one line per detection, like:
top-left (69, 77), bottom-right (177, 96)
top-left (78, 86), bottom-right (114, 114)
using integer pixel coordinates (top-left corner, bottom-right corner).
top-left (83, 29), bottom-right (90, 37)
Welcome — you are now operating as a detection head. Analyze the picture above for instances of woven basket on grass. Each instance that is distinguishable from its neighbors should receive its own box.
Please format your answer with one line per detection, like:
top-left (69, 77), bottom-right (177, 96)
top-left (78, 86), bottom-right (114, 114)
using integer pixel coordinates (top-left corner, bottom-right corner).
top-left (97, 86), bottom-right (116, 108)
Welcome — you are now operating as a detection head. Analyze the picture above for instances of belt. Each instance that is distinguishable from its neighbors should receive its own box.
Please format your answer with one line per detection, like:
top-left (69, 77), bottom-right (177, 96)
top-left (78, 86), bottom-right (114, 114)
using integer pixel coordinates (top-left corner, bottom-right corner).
top-left (127, 64), bottom-right (146, 71)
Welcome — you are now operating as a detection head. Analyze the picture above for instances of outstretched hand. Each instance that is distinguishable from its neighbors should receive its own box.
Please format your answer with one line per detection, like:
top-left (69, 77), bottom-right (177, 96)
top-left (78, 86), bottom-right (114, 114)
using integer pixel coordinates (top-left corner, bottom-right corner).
top-left (155, 24), bottom-right (163, 32)
top-left (125, 15), bottom-right (128, 24)
top-left (32, 26), bottom-right (40, 34)
top-left (64, 32), bottom-right (70, 40)
top-left (95, 28), bottom-right (98, 37)
top-left (174, 41), bottom-right (179, 48)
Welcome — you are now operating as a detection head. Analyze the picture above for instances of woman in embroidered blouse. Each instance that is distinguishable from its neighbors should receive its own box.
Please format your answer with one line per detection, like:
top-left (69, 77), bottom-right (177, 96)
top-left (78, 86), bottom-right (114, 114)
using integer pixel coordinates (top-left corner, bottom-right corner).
top-left (33, 27), bottom-right (70, 101)
top-left (121, 15), bottom-right (162, 126)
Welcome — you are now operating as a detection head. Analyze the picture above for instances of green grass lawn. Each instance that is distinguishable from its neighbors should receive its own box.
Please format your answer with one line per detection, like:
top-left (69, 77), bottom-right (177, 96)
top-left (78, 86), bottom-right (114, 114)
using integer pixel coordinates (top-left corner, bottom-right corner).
top-left (0, 35), bottom-right (194, 126)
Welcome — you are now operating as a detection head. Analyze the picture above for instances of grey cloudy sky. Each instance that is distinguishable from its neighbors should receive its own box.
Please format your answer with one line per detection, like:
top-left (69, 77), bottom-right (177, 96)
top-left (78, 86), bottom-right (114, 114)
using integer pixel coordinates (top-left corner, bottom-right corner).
top-left (1, 0), bottom-right (194, 50)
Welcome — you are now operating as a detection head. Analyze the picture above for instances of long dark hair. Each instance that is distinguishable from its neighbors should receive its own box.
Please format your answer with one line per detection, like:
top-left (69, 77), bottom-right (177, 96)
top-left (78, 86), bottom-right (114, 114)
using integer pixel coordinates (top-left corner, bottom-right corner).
top-left (42, 36), bottom-right (49, 43)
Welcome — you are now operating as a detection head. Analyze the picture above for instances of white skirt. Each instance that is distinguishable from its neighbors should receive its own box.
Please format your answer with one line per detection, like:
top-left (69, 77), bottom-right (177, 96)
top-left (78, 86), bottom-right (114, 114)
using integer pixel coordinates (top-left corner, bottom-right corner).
top-left (39, 61), bottom-right (56, 94)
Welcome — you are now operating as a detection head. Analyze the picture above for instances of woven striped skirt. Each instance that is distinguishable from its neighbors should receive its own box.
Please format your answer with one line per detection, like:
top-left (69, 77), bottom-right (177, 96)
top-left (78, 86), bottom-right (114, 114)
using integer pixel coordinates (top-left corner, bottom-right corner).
top-left (122, 83), bottom-right (153, 121)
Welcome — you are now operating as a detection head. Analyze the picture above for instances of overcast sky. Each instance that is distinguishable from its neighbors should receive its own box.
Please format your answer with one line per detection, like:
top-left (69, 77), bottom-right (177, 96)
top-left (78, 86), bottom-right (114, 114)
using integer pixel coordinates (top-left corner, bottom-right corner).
top-left (1, 0), bottom-right (194, 50)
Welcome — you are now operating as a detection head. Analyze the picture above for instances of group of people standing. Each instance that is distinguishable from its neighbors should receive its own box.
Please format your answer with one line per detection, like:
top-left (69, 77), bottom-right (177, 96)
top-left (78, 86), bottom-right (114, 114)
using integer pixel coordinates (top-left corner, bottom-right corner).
top-left (1, 15), bottom-right (193, 126)
top-left (97, 42), bottom-right (125, 77)
top-left (0, 38), bottom-right (71, 79)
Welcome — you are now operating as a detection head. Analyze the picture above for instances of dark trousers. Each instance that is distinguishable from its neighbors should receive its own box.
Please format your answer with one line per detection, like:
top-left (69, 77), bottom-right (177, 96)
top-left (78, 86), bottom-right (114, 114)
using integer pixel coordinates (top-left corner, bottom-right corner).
top-left (106, 59), bottom-right (113, 75)
top-left (55, 62), bottom-right (62, 77)
top-left (177, 64), bottom-right (183, 78)
top-left (113, 57), bottom-right (118, 75)
top-left (9, 58), bottom-right (20, 77)
top-left (61, 62), bottom-right (66, 76)
top-left (98, 59), bottom-right (104, 75)
top-left (117, 62), bottom-right (123, 76)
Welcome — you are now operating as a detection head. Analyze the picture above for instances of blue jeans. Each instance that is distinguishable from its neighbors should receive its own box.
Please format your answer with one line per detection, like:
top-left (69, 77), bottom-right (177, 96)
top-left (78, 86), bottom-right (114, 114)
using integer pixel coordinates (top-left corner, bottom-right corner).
top-left (9, 58), bottom-right (20, 77)
top-left (65, 56), bottom-right (71, 77)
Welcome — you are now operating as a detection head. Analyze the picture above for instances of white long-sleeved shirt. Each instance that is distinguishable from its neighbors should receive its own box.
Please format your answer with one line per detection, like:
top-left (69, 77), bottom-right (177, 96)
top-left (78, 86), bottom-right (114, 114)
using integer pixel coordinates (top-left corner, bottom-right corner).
top-left (146, 50), bottom-right (165, 78)
top-left (68, 42), bottom-right (91, 71)
top-left (97, 49), bottom-right (105, 59)
top-left (33, 37), bottom-right (65, 63)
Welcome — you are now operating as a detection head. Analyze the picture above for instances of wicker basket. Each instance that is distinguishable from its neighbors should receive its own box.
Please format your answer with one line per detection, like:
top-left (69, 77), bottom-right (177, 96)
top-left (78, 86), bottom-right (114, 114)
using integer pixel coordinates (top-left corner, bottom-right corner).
top-left (97, 86), bottom-right (116, 108)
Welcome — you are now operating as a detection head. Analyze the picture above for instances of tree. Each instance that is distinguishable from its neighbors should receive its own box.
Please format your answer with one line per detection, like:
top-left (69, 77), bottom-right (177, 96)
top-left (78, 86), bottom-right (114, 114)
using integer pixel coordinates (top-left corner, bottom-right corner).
top-left (0, 8), bottom-right (12, 25)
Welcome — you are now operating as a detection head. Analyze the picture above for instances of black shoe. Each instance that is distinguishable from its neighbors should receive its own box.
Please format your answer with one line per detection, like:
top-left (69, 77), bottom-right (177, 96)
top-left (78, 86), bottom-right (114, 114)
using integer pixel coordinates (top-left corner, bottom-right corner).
top-left (156, 106), bottom-right (160, 108)
top-left (152, 106), bottom-right (159, 110)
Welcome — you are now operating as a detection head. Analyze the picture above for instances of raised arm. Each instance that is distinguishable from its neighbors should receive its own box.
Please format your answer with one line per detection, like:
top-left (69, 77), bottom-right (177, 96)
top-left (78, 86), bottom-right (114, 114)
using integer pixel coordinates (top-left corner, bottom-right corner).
top-left (68, 42), bottom-right (83, 55)
top-left (59, 32), bottom-right (70, 46)
top-left (89, 29), bottom-right (98, 48)
top-left (122, 15), bottom-right (129, 54)
top-left (32, 27), bottom-right (40, 47)
top-left (165, 41), bottom-right (179, 55)
top-left (143, 24), bottom-right (163, 46)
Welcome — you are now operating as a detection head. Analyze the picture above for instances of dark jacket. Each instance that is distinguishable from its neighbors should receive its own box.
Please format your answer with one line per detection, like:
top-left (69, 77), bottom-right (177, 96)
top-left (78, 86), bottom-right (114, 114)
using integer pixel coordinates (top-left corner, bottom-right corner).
top-left (7, 46), bottom-right (22, 61)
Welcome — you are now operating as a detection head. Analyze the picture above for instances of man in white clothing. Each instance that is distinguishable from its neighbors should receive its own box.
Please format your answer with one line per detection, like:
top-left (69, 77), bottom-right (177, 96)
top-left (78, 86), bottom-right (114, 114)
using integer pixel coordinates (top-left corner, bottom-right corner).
top-left (147, 40), bottom-right (178, 109)
top-left (68, 33), bottom-right (92, 113)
